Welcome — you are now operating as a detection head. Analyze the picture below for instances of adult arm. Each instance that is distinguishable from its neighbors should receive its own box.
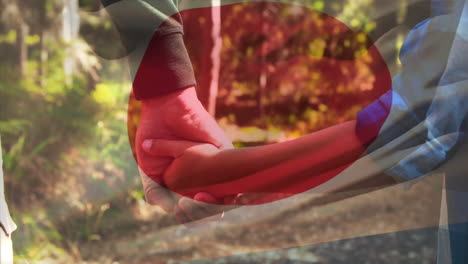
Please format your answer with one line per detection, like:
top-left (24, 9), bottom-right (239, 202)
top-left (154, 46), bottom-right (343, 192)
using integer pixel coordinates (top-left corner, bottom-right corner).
top-left (99, 1), bottom-right (234, 217)
top-left (100, 0), bottom-right (196, 98)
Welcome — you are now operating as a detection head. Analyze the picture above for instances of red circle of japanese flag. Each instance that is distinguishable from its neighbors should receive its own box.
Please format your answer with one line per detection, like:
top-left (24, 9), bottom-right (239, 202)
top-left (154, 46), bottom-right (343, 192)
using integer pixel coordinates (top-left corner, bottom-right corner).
top-left (128, 2), bottom-right (392, 205)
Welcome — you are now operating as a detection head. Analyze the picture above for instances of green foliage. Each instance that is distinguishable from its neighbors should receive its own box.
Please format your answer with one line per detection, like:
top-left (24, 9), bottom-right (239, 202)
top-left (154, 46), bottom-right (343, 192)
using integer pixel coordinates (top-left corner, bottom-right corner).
top-left (0, 30), bottom-right (16, 44)
top-left (12, 210), bottom-right (66, 262)
top-left (0, 119), bottom-right (31, 135)
top-left (0, 0), bottom-right (407, 261)
top-left (0, 1), bottom-right (138, 260)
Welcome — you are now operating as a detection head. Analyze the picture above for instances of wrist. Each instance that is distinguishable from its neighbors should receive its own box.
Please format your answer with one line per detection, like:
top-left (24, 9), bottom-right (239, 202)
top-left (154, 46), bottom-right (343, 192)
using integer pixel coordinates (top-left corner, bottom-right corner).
top-left (141, 86), bottom-right (198, 113)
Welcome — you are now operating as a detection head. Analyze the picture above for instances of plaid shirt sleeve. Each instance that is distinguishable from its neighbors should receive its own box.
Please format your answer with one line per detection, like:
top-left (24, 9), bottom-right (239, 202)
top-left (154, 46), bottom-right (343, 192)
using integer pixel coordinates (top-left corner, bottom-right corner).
top-left (356, 7), bottom-right (468, 184)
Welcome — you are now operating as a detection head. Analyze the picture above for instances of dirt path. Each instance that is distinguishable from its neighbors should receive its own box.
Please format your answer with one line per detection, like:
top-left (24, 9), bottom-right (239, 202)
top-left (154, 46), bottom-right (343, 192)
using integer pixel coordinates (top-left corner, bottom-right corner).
top-left (81, 173), bottom-right (444, 264)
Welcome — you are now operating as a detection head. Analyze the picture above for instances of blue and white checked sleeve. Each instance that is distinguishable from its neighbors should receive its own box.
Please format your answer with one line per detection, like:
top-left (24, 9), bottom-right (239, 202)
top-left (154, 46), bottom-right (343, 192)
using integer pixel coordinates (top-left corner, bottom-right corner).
top-left (356, 1), bottom-right (468, 183)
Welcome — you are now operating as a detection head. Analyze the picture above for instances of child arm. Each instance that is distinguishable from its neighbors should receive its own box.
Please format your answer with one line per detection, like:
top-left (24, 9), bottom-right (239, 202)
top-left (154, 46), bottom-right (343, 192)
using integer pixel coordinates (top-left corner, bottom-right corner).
top-left (143, 120), bottom-right (382, 198)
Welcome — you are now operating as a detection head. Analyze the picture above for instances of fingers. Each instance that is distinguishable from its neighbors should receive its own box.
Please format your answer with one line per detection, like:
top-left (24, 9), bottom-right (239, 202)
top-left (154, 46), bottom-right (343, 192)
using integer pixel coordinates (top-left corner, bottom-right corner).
top-left (139, 168), bottom-right (178, 212)
top-left (194, 112), bottom-right (234, 151)
top-left (145, 186), bottom-right (176, 212)
top-left (174, 205), bottom-right (192, 224)
top-left (142, 139), bottom-right (207, 158)
top-left (161, 91), bottom-right (234, 151)
top-left (233, 193), bottom-right (276, 205)
top-left (178, 197), bottom-right (218, 222)
top-left (176, 196), bottom-right (233, 224)
top-left (193, 192), bottom-right (220, 203)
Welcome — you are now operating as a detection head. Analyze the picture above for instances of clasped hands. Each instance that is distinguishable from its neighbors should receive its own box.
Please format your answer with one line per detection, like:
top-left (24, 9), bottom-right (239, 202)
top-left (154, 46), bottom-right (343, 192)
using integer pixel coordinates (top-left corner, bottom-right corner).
top-left (136, 87), bottom-right (365, 225)
top-left (136, 87), bottom-right (249, 224)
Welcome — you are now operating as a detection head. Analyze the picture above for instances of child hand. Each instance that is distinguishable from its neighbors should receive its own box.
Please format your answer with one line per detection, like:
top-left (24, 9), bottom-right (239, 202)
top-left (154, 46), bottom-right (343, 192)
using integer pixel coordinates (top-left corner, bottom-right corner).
top-left (142, 139), bottom-right (220, 192)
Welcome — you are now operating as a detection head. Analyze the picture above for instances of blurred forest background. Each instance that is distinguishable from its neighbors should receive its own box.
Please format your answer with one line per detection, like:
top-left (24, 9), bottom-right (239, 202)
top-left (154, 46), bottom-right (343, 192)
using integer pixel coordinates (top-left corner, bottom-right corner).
top-left (0, 0), bottom-right (433, 263)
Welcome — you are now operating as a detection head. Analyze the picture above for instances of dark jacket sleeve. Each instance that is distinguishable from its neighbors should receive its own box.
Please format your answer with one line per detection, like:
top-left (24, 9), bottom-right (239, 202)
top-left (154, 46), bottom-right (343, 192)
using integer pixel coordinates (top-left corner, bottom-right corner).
top-left (101, 0), bottom-right (196, 99)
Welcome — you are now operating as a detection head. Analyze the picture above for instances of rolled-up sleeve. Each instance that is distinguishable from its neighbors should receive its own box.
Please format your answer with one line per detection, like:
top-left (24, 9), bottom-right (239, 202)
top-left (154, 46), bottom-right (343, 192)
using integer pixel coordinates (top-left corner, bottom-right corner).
top-left (101, 0), bottom-right (196, 99)
top-left (356, 7), bottom-right (468, 184)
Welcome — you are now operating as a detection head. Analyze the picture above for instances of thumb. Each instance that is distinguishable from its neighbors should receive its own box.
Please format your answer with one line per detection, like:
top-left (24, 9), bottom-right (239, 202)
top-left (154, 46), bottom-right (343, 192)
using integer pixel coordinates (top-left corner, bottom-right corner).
top-left (193, 192), bottom-right (222, 204)
top-left (139, 168), bottom-right (178, 212)
top-left (233, 193), bottom-right (283, 205)
top-left (142, 139), bottom-right (201, 158)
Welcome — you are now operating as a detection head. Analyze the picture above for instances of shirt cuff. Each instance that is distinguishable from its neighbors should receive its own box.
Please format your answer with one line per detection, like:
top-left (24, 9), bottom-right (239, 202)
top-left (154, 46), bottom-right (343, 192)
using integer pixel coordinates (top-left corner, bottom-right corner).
top-left (132, 32), bottom-right (197, 100)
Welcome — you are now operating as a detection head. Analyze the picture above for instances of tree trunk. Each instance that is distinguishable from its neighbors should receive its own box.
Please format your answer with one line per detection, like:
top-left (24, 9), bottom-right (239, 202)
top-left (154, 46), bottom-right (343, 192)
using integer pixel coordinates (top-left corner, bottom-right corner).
top-left (193, 7), bottom-right (212, 110)
top-left (16, 22), bottom-right (28, 78)
top-left (207, 1), bottom-right (222, 116)
top-left (38, 1), bottom-right (47, 87)
top-left (257, 3), bottom-right (268, 121)
top-left (195, 2), bottom-right (221, 117)
top-left (257, 71), bottom-right (267, 120)
top-left (62, 0), bottom-right (79, 85)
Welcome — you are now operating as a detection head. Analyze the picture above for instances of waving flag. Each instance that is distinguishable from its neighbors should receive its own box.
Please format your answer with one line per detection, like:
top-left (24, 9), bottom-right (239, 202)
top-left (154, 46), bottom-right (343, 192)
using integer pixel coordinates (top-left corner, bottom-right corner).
top-left (82, 0), bottom-right (467, 263)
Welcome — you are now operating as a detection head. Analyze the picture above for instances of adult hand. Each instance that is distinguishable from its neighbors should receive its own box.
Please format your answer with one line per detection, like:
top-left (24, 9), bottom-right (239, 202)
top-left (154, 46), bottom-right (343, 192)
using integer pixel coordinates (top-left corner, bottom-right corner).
top-left (173, 193), bottom-right (237, 224)
top-left (139, 169), bottom-right (234, 224)
top-left (174, 191), bottom-right (267, 225)
top-left (135, 87), bottom-right (233, 216)
top-left (140, 138), bottom-right (271, 224)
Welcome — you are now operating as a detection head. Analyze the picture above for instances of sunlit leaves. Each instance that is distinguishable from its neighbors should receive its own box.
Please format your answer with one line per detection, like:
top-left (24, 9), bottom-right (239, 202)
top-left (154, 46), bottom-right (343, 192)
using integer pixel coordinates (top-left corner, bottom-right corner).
top-left (0, 29), bottom-right (16, 43)
top-left (180, 2), bottom-right (390, 138)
